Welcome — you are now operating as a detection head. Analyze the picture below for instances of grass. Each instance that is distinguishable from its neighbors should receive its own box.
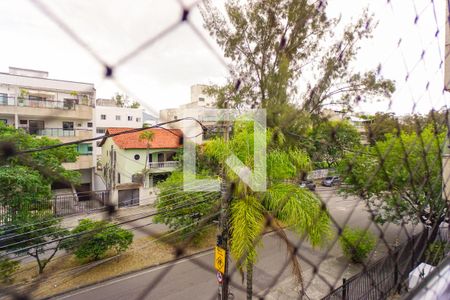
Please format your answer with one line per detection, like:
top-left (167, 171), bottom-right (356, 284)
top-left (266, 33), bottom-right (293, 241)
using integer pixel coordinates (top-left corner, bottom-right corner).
top-left (9, 227), bottom-right (217, 299)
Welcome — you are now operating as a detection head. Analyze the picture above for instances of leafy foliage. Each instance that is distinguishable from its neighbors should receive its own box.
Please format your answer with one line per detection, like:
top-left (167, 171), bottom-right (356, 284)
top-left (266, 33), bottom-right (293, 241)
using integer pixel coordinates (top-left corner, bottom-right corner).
top-left (203, 119), bottom-right (331, 296)
top-left (201, 0), bottom-right (395, 143)
top-left (0, 258), bottom-right (19, 284)
top-left (64, 219), bottom-right (133, 262)
top-left (1, 213), bottom-right (69, 273)
top-left (0, 122), bottom-right (80, 185)
top-left (339, 227), bottom-right (376, 263)
top-left (154, 171), bottom-right (220, 239)
top-left (339, 127), bottom-right (445, 240)
top-left (424, 241), bottom-right (448, 266)
top-left (0, 166), bottom-right (52, 223)
top-left (309, 120), bottom-right (361, 167)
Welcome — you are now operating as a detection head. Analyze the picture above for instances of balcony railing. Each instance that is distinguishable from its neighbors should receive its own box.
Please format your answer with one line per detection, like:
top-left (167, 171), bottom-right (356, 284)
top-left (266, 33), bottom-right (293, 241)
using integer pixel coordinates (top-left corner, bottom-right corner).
top-left (148, 161), bottom-right (179, 169)
top-left (21, 127), bottom-right (92, 138)
top-left (0, 96), bottom-right (93, 109)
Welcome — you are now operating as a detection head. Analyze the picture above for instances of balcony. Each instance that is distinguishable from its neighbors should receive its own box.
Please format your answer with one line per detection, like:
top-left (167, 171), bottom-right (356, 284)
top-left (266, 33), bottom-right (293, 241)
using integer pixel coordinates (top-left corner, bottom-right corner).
top-left (148, 161), bottom-right (179, 172)
top-left (63, 155), bottom-right (94, 170)
top-left (0, 96), bottom-right (93, 119)
top-left (21, 127), bottom-right (93, 142)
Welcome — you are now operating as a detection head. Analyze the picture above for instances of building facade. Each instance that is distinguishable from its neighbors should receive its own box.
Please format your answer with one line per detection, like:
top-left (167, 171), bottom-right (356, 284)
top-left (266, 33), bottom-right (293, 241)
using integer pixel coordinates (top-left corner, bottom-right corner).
top-left (99, 127), bottom-right (182, 208)
top-left (0, 67), bottom-right (96, 192)
top-left (94, 99), bottom-right (144, 155)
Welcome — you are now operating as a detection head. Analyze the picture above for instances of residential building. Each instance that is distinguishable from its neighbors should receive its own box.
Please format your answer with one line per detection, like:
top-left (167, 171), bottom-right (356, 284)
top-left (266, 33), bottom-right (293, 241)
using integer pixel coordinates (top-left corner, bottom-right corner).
top-left (0, 67), bottom-right (96, 192)
top-left (159, 84), bottom-right (216, 122)
top-left (159, 84), bottom-right (222, 143)
top-left (98, 127), bottom-right (182, 207)
top-left (94, 98), bottom-right (144, 157)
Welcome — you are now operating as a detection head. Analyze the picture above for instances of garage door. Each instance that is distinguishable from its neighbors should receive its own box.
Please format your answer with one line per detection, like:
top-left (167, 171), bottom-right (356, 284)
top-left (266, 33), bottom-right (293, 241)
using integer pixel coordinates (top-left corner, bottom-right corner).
top-left (118, 189), bottom-right (139, 208)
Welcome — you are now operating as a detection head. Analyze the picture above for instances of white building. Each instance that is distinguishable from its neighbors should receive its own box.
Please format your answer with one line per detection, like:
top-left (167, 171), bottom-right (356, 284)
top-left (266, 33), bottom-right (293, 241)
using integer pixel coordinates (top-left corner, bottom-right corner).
top-left (94, 101), bottom-right (144, 146)
top-left (159, 84), bottom-right (216, 122)
top-left (93, 99), bottom-right (144, 189)
top-left (0, 67), bottom-right (96, 193)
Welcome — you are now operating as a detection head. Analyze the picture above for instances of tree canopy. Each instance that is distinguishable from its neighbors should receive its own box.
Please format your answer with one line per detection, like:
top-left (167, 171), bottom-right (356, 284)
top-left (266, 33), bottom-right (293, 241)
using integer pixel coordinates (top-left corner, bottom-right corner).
top-left (338, 127), bottom-right (445, 240)
top-left (308, 120), bottom-right (361, 168)
top-left (201, 0), bottom-right (395, 140)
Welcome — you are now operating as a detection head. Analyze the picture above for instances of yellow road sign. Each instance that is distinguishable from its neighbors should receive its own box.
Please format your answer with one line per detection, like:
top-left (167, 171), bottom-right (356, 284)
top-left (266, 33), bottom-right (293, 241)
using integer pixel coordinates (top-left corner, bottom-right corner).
top-left (214, 246), bottom-right (226, 274)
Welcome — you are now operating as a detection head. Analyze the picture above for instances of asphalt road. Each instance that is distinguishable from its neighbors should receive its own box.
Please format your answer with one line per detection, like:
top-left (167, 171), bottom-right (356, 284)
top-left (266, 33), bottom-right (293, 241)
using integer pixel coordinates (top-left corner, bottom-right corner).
top-left (52, 187), bottom-right (416, 300)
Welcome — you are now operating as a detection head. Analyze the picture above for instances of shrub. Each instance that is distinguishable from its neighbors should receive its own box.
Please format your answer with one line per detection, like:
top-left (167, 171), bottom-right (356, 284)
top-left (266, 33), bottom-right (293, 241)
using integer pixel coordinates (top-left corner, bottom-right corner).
top-left (0, 258), bottom-right (19, 284)
top-left (64, 219), bottom-right (133, 261)
top-left (424, 241), bottom-right (447, 266)
top-left (339, 227), bottom-right (376, 263)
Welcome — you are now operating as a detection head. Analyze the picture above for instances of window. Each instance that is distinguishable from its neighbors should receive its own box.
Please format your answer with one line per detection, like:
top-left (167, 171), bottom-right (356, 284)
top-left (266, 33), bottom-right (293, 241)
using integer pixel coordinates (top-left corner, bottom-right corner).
top-left (19, 120), bottom-right (28, 125)
top-left (173, 115), bottom-right (178, 120)
top-left (117, 173), bottom-right (121, 184)
top-left (116, 115), bottom-right (121, 121)
top-left (0, 93), bottom-right (7, 105)
top-left (199, 97), bottom-right (205, 102)
top-left (128, 116), bottom-right (133, 121)
top-left (136, 117), bottom-right (141, 122)
top-left (77, 123), bottom-right (82, 127)
top-left (0, 119), bottom-right (7, 124)
top-left (96, 128), bottom-right (106, 134)
top-left (134, 154), bottom-right (140, 160)
top-left (87, 145), bottom-right (93, 152)
top-left (63, 121), bottom-right (74, 130)
top-left (87, 122), bottom-right (93, 128)
top-left (100, 114), bottom-right (106, 120)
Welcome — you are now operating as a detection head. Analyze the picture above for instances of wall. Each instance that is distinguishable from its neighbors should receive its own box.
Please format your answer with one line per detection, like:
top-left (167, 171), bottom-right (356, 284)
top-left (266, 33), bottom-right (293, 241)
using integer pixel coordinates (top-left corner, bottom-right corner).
top-left (94, 105), bottom-right (144, 157)
top-left (95, 105), bottom-right (144, 129)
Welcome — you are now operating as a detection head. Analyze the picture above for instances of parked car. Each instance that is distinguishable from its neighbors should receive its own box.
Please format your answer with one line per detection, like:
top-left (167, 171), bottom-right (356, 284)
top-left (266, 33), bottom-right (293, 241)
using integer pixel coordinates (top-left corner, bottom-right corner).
top-left (299, 180), bottom-right (316, 191)
top-left (321, 176), bottom-right (341, 187)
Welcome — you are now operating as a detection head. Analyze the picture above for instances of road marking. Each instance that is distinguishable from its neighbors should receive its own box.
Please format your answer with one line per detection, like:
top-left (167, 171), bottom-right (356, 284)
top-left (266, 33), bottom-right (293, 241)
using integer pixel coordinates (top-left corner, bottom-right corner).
top-left (54, 250), bottom-right (214, 299)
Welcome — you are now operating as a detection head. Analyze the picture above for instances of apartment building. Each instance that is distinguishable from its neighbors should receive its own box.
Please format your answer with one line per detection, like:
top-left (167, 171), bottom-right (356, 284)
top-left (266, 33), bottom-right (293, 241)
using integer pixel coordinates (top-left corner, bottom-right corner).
top-left (0, 67), bottom-right (96, 192)
top-left (94, 98), bottom-right (144, 155)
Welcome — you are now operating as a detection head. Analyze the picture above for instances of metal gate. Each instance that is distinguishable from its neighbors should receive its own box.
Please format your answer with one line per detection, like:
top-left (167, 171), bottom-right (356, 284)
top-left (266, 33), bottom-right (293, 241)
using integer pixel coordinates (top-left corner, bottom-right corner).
top-left (118, 189), bottom-right (139, 208)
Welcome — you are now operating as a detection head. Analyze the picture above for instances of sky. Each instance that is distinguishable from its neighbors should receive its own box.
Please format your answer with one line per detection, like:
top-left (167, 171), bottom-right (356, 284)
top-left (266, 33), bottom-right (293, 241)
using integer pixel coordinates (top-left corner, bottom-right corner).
top-left (0, 0), bottom-right (448, 116)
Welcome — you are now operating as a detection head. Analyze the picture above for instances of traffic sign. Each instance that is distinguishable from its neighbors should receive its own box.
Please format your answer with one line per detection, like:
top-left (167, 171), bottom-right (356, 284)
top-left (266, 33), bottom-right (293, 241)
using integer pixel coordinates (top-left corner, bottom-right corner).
top-left (214, 246), bottom-right (226, 274)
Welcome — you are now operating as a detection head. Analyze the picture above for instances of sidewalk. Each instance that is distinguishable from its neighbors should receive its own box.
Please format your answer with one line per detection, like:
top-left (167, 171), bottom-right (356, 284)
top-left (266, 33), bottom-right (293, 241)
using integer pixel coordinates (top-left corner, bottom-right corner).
top-left (60, 204), bottom-right (169, 238)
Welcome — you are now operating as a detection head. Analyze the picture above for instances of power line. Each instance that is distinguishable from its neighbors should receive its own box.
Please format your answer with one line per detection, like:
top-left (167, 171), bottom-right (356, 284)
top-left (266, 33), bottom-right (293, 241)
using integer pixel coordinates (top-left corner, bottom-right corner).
top-left (8, 117), bottom-right (207, 156)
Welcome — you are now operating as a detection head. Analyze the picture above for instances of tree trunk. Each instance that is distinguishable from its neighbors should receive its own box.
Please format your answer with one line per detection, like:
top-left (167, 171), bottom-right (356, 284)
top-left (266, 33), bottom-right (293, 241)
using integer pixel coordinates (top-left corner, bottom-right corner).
top-left (246, 261), bottom-right (253, 300)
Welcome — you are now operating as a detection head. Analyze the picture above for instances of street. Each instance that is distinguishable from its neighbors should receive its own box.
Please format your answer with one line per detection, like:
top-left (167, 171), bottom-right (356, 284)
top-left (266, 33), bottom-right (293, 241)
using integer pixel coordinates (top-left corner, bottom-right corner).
top-left (51, 187), bottom-right (420, 300)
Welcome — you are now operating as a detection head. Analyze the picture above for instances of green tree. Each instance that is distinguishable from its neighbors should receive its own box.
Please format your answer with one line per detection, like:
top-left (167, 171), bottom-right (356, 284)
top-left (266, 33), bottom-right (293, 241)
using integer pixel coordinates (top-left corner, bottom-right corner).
top-left (63, 219), bottom-right (133, 262)
top-left (339, 227), bottom-right (376, 263)
top-left (112, 93), bottom-right (126, 107)
top-left (130, 101), bottom-right (141, 108)
top-left (139, 130), bottom-right (154, 172)
top-left (203, 121), bottom-right (331, 298)
top-left (201, 0), bottom-right (395, 140)
top-left (0, 123), bottom-right (79, 273)
top-left (154, 171), bottom-right (220, 240)
top-left (1, 213), bottom-right (69, 274)
top-left (338, 127), bottom-right (445, 242)
top-left (309, 120), bottom-right (361, 168)
top-left (364, 112), bottom-right (398, 144)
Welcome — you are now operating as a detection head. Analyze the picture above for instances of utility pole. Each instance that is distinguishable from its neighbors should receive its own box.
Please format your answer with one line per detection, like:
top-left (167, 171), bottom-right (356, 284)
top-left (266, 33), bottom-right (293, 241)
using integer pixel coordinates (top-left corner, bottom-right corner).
top-left (217, 115), bottom-right (232, 300)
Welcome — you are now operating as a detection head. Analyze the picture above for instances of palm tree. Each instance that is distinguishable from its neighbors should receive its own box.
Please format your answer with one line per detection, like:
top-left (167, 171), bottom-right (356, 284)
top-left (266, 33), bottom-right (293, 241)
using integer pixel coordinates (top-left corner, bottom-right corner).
top-left (204, 121), bottom-right (331, 299)
top-left (139, 130), bottom-right (154, 172)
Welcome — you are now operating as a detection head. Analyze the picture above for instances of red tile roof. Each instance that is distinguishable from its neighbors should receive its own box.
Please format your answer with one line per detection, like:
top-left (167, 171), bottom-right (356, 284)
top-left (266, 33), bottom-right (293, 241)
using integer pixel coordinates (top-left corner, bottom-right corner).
top-left (103, 128), bottom-right (183, 149)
